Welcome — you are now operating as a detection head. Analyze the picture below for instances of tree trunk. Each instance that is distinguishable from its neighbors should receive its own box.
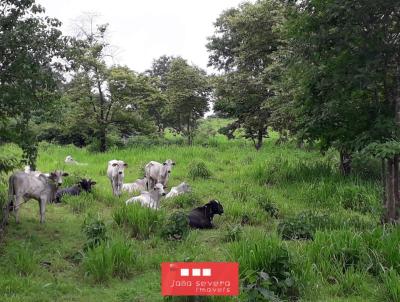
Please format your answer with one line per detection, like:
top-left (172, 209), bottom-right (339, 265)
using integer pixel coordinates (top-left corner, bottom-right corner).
top-left (339, 150), bottom-right (352, 176)
top-left (382, 157), bottom-right (400, 223)
top-left (255, 129), bottom-right (263, 151)
top-left (99, 126), bottom-right (107, 152)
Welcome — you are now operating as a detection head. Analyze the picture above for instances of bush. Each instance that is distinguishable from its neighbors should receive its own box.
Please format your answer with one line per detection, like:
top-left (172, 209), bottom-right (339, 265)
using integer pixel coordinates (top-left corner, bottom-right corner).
top-left (113, 204), bottom-right (165, 239)
top-left (82, 215), bottom-right (108, 249)
top-left (257, 196), bottom-right (279, 218)
top-left (229, 231), bottom-right (298, 300)
top-left (277, 211), bottom-right (331, 240)
top-left (188, 161), bottom-right (211, 180)
top-left (161, 211), bottom-right (190, 240)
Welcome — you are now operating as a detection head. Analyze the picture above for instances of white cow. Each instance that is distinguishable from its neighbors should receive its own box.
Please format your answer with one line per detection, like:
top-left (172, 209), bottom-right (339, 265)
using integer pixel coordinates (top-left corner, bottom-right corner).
top-left (166, 182), bottom-right (191, 198)
top-left (122, 178), bottom-right (147, 194)
top-left (107, 160), bottom-right (128, 196)
top-left (125, 183), bottom-right (166, 209)
top-left (5, 170), bottom-right (69, 223)
top-left (64, 155), bottom-right (87, 165)
top-left (145, 159), bottom-right (175, 190)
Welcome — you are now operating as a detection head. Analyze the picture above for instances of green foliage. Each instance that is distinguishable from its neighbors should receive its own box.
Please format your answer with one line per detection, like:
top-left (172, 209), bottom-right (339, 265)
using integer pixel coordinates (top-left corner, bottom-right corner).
top-left (257, 195), bottom-right (279, 218)
top-left (337, 185), bottom-right (377, 214)
top-left (381, 269), bottom-right (400, 302)
top-left (229, 231), bottom-right (298, 300)
top-left (82, 215), bottom-right (108, 249)
top-left (11, 243), bottom-right (38, 277)
top-left (113, 204), bottom-right (165, 239)
top-left (223, 224), bottom-right (243, 242)
top-left (161, 211), bottom-right (190, 241)
top-left (277, 211), bottom-right (331, 240)
top-left (164, 192), bottom-right (198, 209)
top-left (64, 193), bottom-right (95, 214)
top-left (188, 161), bottom-right (211, 180)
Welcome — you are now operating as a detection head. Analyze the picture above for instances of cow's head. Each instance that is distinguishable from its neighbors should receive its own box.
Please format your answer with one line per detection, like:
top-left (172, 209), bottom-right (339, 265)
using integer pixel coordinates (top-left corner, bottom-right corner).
top-left (79, 178), bottom-right (96, 192)
top-left (162, 159), bottom-right (175, 174)
top-left (205, 199), bottom-right (224, 217)
top-left (181, 182), bottom-right (191, 192)
top-left (112, 161), bottom-right (128, 175)
top-left (49, 171), bottom-right (69, 187)
top-left (154, 183), bottom-right (166, 196)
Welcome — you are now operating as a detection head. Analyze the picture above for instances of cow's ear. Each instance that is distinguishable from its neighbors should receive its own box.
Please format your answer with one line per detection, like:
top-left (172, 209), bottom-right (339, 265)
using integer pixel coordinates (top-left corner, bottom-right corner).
top-left (172, 162), bottom-right (176, 166)
top-left (91, 181), bottom-right (97, 185)
top-left (154, 187), bottom-right (157, 190)
top-left (62, 172), bottom-right (69, 176)
top-left (112, 163), bottom-right (118, 167)
top-left (123, 163), bottom-right (128, 167)
top-left (163, 162), bottom-right (167, 165)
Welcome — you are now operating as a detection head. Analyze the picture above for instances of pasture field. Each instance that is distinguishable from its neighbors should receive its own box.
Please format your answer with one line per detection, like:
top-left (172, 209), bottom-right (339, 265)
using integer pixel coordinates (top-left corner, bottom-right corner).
top-left (0, 127), bottom-right (399, 301)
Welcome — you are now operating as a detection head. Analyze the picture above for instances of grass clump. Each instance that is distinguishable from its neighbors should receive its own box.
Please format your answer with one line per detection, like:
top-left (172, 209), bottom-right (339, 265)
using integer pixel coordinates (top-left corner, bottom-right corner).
top-left (164, 192), bottom-right (198, 209)
top-left (64, 193), bottom-right (95, 214)
top-left (278, 211), bottom-right (331, 240)
top-left (229, 231), bottom-right (298, 300)
top-left (11, 243), bottom-right (38, 276)
top-left (113, 203), bottom-right (165, 239)
top-left (381, 269), bottom-right (400, 302)
top-left (257, 195), bottom-right (279, 218)
top-left (223, 224), bottom-right (242, 242)
top-left (337, 185), bottom-right (378, 214)
top-left (161, 211), bottom-right (190, 240)
top-left (188, 161), bottom-right (211, 180)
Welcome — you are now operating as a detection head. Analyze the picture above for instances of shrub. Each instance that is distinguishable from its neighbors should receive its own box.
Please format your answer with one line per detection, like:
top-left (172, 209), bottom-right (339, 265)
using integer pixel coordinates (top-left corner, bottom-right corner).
top-left (223, 224), bottom-right (242, 242)
top-left (82, 215), bottom-right (108, 249)
top-left (231, 182), bottom-right (252, 202)
top-left (229, 231), bottom-right (298, 299)
top-left (161, 211), bottom-right (190, 240)
top-left (337, 185), bottom-right (378, 214)
top-left (113, 204), bottom-right (165, 239)
top-left (277, 211), bottom-right (331, 240)
top-left (188, 161), bottom-right (211, 180)
top-left (257, 196), bottom-right (279, 218)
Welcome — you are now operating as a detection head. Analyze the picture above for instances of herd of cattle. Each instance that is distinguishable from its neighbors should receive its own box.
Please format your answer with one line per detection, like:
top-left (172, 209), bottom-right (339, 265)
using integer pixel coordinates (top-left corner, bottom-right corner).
top-left (3, 156), bottom-right (224, 230)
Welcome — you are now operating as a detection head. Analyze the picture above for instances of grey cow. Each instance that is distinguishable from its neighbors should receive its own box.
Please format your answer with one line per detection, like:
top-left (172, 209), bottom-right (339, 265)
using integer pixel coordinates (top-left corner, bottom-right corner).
top-left (4, 171), bottom-right (69, 224)
top-left (145, 159), bottom-right (175, 190)
top-left (107, 160), bottom-right (128, 196)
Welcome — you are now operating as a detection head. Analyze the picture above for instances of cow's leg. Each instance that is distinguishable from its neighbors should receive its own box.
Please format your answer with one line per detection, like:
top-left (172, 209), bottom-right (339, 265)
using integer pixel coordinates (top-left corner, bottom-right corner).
top-left (39, 198), bottom-right (46, 223)
top-left (14, 196), bottom-right (23, 224)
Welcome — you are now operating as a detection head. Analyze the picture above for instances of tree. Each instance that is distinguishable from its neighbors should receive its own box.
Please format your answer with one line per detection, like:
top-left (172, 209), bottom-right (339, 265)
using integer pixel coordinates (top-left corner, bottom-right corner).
top-left (68, 16), bottom-right (158, 151)
top-left (282, 0), bottom-right (400, 222)
top-left (207, 0), bottom-right (284, 150)
top-left (164, 58), bottom-right (210, 145)
top-left (0, 0), bottom-right (66, 169)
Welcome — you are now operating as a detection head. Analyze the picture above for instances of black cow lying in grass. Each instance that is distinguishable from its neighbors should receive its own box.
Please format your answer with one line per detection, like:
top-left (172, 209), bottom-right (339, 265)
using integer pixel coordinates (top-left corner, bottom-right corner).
top-left (55, 179), bottom-right (96, 203)
top-left (188, 200), bottom-right (224, 229)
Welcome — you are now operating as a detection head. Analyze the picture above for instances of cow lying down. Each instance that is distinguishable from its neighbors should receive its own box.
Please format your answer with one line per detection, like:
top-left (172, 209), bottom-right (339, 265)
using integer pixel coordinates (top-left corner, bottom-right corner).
top-left (165, 182), bottom-right (191, 198)
top-left (122, 178), bottom-right (147, 194)
top-left (188, 200), bottom-right (224, 229)
top-left (55, 178), bottom-right (96, 203)
top-left (125, 183), bottom-right (166, 209)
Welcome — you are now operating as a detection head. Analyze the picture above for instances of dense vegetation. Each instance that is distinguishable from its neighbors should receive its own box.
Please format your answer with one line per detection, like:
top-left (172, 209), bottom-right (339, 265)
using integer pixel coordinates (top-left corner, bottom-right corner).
top-left (1, 0), bottom-right (400, 300)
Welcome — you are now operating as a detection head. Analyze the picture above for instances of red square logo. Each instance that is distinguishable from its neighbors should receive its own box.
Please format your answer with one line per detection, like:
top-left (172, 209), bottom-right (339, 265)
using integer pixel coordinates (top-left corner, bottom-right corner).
top-left (161, 262), bottom-right (239, 296)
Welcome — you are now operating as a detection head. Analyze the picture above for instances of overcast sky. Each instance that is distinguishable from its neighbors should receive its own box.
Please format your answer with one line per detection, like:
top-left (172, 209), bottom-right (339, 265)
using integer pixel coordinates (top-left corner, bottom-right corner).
top-left (36, 0), bottom-right (247, 73)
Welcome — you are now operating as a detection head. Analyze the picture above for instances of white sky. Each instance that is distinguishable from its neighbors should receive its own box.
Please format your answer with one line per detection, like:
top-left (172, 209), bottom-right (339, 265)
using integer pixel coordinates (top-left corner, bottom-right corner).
top-left (37, 0), bottom-right (248, 73)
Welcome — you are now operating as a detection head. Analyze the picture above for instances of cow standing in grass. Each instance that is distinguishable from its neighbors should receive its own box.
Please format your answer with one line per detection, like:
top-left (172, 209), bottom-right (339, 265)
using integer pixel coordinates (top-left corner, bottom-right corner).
top-left (5, 171), bottom-right (69, 224)
top-left (145, 159), bottom-right (175, 190)
top-left (107, 160), bottom-right (127, 196)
